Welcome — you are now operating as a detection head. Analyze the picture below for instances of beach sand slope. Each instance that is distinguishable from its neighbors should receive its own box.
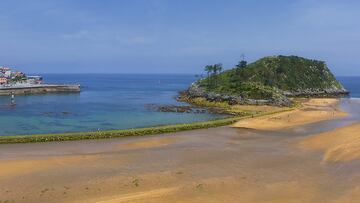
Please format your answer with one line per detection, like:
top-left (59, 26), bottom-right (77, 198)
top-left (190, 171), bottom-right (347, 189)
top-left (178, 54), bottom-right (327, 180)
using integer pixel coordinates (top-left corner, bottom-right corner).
top-left (299, 122), bottom-right (360, 163)
top-left (233, 98), bottom-right (347, 130)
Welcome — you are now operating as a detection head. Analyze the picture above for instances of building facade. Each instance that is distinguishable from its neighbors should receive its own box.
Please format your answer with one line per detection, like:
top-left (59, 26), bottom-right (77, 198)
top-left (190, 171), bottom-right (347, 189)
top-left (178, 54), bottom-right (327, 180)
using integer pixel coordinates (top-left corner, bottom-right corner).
top-left (0, 77), bottom-right (8, 85)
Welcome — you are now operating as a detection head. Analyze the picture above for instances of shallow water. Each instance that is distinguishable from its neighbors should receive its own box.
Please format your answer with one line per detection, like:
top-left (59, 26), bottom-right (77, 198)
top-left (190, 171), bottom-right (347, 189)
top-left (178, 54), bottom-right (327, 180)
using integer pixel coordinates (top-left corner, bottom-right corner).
top-left (0, 74), bottom-right (225, 136)
top-left (0, 75), bottom-right (358, 136)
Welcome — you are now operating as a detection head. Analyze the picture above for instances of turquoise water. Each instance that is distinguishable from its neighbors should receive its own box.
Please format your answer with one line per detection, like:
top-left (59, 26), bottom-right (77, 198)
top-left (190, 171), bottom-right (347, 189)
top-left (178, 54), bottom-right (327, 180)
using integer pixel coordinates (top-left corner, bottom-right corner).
top-left (0, 74), bottom-right (358, 136)
top-left (0, 74), bottom-right (224, 136)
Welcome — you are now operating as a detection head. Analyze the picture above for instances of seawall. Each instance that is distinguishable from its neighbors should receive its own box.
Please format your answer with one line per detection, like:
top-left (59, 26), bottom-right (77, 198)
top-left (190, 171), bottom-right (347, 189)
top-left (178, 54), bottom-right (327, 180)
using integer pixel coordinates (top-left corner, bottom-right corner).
top-left (0, 84), bottom-right (81, 96)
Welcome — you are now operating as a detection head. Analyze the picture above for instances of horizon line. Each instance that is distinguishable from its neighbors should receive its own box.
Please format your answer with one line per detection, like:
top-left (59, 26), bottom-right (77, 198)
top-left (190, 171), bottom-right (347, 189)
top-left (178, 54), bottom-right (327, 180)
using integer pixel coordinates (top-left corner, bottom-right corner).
top-left (27, 72), bottom-right (360, 77)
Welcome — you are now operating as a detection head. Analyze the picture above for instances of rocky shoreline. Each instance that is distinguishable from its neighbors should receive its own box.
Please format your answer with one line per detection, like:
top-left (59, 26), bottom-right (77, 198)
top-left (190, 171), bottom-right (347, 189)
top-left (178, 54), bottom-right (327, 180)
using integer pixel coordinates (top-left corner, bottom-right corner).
top-left (145, 103), bottom-right (208, 114)
top-left (282, 87), bottom-right (349, 97)
top-left (183, 83), bottom-right (291, 106)
top-left (183, 83), bottom-right (349, 107)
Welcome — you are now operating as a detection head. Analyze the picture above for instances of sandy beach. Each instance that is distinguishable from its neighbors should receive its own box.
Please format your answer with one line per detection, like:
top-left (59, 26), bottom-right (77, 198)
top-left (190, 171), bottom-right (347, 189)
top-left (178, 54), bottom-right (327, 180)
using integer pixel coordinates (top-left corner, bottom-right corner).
top-left (299, 122), bottom-right (360, 163)
top-left (233, 98), bottom-right (348, 130)
top-left (1, 98), bottom-right (360, 203)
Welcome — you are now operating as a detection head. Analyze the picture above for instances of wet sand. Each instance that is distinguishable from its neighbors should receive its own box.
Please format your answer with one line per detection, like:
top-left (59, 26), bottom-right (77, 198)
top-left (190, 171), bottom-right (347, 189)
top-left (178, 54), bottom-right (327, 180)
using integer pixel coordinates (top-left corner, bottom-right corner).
top-left (1, 99), bottom-right (360, 203)
top-left (233, 98), bottom-right (348, 130)
top-left (299, 122), bottom-right (360, 163)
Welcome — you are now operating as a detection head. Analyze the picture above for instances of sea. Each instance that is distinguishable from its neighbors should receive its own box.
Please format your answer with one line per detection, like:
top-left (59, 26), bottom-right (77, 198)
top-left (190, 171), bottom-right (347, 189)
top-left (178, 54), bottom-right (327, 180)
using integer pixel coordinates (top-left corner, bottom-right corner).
top-left (0, 74), bottom-right (359, 136)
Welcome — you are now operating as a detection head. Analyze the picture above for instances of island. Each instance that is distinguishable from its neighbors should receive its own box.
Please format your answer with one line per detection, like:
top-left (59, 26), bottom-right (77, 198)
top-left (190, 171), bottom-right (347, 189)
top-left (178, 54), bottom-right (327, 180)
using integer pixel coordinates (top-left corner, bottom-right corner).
top-left (0, 66), bottom-right (80, 96)
top-left (183, 55), bottom-right (348, 106)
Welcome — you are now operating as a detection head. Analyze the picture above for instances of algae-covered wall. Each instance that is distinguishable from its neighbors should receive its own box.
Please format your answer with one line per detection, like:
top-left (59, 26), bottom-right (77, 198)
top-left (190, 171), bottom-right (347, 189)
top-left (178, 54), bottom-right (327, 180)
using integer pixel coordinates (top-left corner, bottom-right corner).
top-left (0, 85), bottom-right (80, 96)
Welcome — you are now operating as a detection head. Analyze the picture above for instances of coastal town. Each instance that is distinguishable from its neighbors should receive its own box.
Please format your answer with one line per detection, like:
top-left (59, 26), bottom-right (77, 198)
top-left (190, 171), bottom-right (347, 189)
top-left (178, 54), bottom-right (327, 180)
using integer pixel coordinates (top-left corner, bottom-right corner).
top-left (0, 66), bottom-right (43, 86)
top-left (0, 66), bottom-right (80, 96)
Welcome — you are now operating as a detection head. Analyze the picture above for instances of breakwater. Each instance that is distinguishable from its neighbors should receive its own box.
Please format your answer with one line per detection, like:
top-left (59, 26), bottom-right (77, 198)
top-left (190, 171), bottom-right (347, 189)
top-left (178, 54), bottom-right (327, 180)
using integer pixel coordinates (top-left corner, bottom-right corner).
top-left (0, 84), bottom-right (80, 96)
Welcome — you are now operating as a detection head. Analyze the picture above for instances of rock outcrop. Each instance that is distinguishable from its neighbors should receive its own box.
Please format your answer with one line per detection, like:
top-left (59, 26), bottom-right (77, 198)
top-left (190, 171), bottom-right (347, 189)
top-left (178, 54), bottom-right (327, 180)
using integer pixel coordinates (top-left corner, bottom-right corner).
top-left (186, 83), bottom-right (291, 106)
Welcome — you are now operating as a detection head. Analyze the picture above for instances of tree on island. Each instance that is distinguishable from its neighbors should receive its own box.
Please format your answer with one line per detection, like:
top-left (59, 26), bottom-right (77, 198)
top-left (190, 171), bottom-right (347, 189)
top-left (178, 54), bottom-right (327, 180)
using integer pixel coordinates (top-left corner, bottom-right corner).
top-left (204, 65), bottom-right (213, 78)
top-left (232, 55), bottom-right (247, 85)
top-left (213, 63), bottom-right (223, 74)
top-left (204, 63), bottom-right (223, 88)
top-left (236, 60), bottom-right (247, 68)
top-left (236, 54), bottom-right (247, 69)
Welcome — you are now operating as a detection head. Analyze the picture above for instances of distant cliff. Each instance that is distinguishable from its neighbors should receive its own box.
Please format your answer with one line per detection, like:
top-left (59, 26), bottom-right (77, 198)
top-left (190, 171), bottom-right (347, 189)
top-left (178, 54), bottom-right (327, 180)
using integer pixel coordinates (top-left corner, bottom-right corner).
top-left (186, 55), bottom-right (348, 106)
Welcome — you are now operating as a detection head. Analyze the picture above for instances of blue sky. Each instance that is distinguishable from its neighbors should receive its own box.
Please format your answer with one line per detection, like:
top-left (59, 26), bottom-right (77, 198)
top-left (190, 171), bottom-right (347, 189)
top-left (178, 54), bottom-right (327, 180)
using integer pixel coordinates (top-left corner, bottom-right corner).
top-left (0, 0), bottom-right (359, 75)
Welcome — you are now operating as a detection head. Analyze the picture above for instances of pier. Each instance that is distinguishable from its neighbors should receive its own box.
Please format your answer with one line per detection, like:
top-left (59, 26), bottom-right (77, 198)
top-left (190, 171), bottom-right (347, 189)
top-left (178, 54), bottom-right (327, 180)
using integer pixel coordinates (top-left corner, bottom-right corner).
top-left (0, 84), bottom-right (81, 96)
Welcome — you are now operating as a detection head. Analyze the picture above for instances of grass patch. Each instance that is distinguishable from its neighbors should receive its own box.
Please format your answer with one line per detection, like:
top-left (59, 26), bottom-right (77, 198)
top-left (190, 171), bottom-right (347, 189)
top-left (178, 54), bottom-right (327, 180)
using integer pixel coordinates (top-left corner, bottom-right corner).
top-left (191, 97), bottom-right (231, 108)
top-left (183, 96), bottom-right (290, 116)
top-left (0, 108), bottom-right (293, 144)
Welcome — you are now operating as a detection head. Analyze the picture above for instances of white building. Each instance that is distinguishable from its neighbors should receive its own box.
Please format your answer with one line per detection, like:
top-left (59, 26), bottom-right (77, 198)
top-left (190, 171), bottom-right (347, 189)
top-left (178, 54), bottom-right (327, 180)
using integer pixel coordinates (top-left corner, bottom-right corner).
top-left (27, 76), bottom-right (43, 84)
top-left (4, 70), bottom-right (11, 78)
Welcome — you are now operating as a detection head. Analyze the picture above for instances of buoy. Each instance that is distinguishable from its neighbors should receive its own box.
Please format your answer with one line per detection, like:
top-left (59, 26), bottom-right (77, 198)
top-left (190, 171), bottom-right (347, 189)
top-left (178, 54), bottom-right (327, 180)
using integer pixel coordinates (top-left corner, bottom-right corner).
top-left (10, 92), bottom-right (16, 106)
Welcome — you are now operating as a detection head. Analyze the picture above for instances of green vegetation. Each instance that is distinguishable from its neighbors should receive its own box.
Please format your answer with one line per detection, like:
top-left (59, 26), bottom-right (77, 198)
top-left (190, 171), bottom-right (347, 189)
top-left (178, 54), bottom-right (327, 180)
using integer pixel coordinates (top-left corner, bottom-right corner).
top-left (236, 60), bottom-right (247, 69)
top-left (0, 107), bottom-right (292, 144)
top-left (11, 74), bottom-right (27, 82)
top-left (199, 55), bottom-right (345, 100)
top-left (204, 63), bottom-right (223, 88)
top-left (181, 97), bottom-right (286, 116)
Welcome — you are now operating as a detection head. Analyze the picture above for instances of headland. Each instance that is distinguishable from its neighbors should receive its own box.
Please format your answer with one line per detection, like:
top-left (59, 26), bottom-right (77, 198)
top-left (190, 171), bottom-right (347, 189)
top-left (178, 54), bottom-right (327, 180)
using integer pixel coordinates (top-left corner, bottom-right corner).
top-left (184, 55), bottom-right (349, 106)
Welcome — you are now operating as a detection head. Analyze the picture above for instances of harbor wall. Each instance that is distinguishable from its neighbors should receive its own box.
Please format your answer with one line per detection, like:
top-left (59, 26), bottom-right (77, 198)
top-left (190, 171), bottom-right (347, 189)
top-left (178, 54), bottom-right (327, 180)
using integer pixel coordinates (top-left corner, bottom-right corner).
top-left (0, 85), bottom-right (81, 96)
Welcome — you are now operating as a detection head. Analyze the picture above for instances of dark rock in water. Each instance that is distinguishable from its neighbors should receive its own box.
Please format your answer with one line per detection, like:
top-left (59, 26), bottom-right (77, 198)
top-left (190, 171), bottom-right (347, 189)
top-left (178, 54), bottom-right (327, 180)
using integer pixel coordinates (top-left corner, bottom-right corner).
top-left (41, 111), bottom-right (73, 117)
top-left (41, 112), bottom-right (55, 116)
top-left (145, 104), bottom-right (207, 113)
